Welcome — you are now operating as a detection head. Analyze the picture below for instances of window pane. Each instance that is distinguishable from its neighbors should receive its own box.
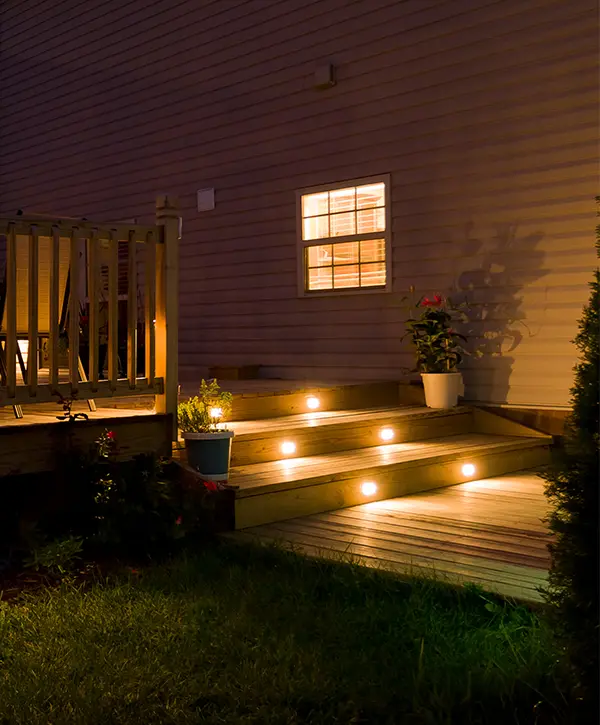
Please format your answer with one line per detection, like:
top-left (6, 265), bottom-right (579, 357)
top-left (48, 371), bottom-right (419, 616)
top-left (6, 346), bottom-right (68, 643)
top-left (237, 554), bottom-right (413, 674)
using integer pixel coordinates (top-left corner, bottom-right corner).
top-left (307, 244), bottom-right (332, 267)
top-left (303, 215), bottom-right (329, 241)
top-left (357, 182), bottom-right (385, 209)
top-left (357, 207), bottom-right (385, 233)
top-left (360, 238), bottom-right (385, 262)
top-left (302, 192), bottom-right (328, 218)
top-left (329, 187), bottom-right (356, 213)
top-left (330, 211), bottom-right (356, 237)
top-left (360, 262), bottom-right (386, 287)
top-left (332, 241), bottom-right (359, 264)
top-left (308, 266), bottom-right (333, 290)
top-left (333, 264), bottom-right (360, 289)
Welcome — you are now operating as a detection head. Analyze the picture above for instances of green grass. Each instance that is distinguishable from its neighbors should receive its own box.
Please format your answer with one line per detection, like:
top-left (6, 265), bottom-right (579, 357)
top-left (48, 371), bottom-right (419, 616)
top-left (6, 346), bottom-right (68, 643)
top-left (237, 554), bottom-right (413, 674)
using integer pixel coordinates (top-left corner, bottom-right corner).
top-left (0, 541), bottom-right (565, 724)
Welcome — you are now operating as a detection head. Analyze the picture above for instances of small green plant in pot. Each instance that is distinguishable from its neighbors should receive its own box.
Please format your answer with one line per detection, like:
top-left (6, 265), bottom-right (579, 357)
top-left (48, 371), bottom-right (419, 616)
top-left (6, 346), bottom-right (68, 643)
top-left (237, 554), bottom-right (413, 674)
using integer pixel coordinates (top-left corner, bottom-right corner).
top-left (177, 379), bottom-right (234, 480)
top-left (402, 291), bottom-right (468, 409)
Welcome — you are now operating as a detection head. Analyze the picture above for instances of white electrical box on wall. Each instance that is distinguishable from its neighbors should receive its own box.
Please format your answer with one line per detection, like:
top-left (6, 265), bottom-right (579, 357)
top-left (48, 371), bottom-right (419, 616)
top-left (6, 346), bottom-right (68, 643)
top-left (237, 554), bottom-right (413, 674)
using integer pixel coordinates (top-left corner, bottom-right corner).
top-left (197, 187), bottom-right (215, 212)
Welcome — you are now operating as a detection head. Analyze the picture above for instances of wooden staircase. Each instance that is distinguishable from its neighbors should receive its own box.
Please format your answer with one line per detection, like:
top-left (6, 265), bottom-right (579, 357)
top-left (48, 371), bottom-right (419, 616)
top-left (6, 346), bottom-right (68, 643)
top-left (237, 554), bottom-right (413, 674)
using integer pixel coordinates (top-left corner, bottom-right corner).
top-left (208, 382), bottom-right (552, 531)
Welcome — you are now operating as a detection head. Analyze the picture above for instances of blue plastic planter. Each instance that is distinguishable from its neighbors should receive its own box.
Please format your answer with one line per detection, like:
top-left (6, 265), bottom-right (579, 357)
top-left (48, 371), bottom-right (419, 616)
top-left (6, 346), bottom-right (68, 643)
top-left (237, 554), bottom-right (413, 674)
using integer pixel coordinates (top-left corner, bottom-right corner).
top-left (183, 431), bottom-right (234, 481)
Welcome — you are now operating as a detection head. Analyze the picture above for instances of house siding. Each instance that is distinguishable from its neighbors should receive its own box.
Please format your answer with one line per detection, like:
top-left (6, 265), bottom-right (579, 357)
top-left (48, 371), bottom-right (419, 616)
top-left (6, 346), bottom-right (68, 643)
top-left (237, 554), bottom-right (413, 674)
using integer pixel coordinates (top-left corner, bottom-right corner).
top-left (0, 0), bottom-right (597, 406)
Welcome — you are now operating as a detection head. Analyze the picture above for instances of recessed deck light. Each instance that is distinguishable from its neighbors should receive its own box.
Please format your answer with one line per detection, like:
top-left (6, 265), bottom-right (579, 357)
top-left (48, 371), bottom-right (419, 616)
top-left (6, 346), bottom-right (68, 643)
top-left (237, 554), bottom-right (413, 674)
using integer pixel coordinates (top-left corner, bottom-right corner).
top-left (379, 427), bottom-right (395, 442)
top-left (462, 463), bottom-right (476, 477)
top-left (306, 396), bottom-right (321, 410)
top-left (280, 441), bottom-right (297, 456)
top-left (361, 481), bottom-right (378, 496)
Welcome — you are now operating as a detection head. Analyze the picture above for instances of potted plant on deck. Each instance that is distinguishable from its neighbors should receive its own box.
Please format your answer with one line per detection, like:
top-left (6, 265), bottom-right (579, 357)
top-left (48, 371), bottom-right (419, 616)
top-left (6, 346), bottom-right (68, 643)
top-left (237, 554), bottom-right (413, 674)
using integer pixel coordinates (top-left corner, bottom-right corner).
top-left (177, 379), bottom-right (234, 481)
top-left (402, 292), bottom-right (468, 409)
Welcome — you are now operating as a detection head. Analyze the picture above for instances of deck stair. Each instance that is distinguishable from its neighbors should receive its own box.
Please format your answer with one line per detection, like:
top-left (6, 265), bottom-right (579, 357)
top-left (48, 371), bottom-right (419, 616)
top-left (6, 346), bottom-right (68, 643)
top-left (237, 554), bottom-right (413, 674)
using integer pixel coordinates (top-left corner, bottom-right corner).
top-left (177, 382), bottom-right (552, 530)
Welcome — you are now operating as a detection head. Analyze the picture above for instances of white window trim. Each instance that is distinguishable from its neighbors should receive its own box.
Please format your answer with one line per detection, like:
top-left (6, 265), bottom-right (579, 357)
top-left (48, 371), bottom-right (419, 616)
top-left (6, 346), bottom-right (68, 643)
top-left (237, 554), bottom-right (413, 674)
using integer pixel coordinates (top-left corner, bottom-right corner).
top-left (295, 173), bottom-right (392, 297)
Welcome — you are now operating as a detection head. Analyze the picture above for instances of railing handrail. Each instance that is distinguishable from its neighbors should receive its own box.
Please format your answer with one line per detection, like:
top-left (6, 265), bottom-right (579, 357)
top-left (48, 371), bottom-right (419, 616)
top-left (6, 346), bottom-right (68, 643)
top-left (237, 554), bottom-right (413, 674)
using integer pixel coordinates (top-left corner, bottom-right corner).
top-left (0, 217), bottom-right (159, 242)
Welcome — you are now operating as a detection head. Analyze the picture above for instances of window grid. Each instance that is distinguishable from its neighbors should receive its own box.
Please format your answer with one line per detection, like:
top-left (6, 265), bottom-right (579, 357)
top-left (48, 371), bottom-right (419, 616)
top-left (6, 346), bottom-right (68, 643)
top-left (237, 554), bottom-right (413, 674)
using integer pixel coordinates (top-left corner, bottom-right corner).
top-left (305, 239), bottom-right (386, 290)
top-left (301, 180), bottom-right (388, 292)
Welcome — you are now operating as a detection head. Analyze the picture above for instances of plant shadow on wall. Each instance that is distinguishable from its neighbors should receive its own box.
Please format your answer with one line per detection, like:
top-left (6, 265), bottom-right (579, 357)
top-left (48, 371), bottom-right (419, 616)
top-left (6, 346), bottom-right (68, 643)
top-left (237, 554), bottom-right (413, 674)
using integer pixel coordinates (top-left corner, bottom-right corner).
top-left (455, 223), bottom-right (548, 403)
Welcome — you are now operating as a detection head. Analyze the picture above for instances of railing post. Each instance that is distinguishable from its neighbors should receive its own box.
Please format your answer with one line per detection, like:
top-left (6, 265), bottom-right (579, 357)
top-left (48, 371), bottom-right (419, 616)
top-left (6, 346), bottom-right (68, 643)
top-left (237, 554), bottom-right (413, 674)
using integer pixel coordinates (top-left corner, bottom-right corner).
top-left (155, 195), bottom-right (180, 442)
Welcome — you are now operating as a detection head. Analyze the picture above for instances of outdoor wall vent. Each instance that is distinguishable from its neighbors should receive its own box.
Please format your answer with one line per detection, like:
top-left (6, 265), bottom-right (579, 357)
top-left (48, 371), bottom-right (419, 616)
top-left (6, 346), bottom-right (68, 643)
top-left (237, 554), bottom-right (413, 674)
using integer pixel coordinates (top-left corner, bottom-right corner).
top-left (197, 187), bottom-right (215, 212)
top-left (314, 63), bottom-right (336, 89)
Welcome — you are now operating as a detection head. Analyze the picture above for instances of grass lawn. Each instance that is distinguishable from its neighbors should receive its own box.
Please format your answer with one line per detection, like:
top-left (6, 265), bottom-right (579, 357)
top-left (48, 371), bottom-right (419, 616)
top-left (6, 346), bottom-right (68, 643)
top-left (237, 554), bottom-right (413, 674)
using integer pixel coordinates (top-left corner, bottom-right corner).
top-left (0, 540), bottom-right (565, 725)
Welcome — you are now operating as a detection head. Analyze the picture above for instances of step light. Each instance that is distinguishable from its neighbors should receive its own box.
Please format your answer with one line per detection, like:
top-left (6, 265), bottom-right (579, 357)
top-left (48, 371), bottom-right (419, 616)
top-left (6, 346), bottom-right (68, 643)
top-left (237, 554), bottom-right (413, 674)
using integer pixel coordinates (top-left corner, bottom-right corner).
top-left (210, 407), bottom-right (223, 419)
top-left (280, 441), bottom-right (297, 456)
top-left (306, 396), bottom-right (321, 410)
top-left (379, 427), bottom-right (395, 442)
top-left (461, 463), bottom-right (476, 477)
top-left (361, 481), bottom-right (378, 496)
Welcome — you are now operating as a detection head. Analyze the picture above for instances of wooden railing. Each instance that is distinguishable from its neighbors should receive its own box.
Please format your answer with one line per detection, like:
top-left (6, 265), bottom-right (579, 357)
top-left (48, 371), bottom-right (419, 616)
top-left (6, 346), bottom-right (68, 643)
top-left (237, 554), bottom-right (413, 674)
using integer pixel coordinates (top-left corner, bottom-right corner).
top-left (0, 196), bottom-right (179, 433)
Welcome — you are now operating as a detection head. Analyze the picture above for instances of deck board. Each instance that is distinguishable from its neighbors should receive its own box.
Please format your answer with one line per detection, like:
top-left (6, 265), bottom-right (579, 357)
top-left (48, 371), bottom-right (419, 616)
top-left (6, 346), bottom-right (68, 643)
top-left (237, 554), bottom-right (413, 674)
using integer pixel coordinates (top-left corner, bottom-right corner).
top-left (0, 403), bottom-right (150, 426)
top-left (228, 405), bottom-right (460, 436)
top-left (230, 471), bottom-right (551, 602)
top-left (230, 434), bottom-right (546, 492)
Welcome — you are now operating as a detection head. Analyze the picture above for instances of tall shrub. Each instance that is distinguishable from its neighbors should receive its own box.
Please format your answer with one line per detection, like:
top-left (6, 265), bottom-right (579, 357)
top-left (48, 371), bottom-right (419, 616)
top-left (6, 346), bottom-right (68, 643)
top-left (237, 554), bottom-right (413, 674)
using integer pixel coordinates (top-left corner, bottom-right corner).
top-left (542, 200), bottom-right (599, 718)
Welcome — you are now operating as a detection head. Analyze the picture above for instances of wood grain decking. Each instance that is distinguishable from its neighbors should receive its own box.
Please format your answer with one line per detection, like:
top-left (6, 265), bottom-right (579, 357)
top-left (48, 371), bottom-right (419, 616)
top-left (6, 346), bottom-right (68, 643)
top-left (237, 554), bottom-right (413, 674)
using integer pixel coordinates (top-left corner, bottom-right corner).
top-left (0, 403), bottom-right (149, 426)
top-left (231, 434), bottom-right (547, 493)
top-left (230, 471), bottom-right (551, 603)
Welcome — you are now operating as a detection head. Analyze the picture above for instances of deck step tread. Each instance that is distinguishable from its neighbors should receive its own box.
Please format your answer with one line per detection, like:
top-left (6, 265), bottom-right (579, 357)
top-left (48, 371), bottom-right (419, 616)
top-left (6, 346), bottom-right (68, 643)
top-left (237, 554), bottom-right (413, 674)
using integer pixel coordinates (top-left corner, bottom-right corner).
top-left (231, 433), bottom-right (549, 494)
top-left (227, 405), bottom-right (466, 436)
top-left (226, 472), bottom-right (550, 603)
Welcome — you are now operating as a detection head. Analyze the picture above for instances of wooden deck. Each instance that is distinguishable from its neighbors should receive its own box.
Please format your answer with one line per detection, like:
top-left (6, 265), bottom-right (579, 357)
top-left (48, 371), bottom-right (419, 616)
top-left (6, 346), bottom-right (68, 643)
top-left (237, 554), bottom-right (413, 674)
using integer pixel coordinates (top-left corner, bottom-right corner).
top-left (0, 400), bottom-right (171, 477)
top-left (0, 402), bottom-right (146, 426)
top-left (229, 471), bottom-right (551, 603)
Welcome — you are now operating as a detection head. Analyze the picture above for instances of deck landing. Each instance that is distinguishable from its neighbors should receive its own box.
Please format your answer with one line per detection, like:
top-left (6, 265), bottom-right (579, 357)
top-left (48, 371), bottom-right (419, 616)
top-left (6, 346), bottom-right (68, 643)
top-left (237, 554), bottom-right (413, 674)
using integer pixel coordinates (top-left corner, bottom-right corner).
top-left (228, 471), bottom-right (551, 603)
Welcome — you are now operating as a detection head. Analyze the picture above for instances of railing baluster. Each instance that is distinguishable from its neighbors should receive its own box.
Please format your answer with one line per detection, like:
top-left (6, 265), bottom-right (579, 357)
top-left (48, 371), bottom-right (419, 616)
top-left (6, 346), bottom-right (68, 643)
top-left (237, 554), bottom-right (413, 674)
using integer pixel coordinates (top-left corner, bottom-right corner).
top-left (48, 226), bottom-right (60, 391)
top-left (127, 229), bottom-right (137, 388)
top-left (155, 195), bottom-right (180, 441)
top-left (68, 230), bottom-right (80, 395)
top-left (145, 230), bottom-right (156, 387)
top-left (0, 212), bottom-right (171, 411)
top-left (27, 226), bottom-right (39, 395)
top-left (107, 230), bottom-right (119, 389)
top-left (5, 224), bottom-right (17, 398)
top-left (88, 231), bottom-right (99, 389)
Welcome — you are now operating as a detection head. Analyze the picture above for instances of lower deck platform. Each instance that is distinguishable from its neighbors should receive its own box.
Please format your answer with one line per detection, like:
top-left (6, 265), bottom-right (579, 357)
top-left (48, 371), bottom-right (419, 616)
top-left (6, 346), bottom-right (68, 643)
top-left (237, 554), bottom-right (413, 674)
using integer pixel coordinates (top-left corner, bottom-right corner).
top-left (228, 471), bottom-right (551, 603)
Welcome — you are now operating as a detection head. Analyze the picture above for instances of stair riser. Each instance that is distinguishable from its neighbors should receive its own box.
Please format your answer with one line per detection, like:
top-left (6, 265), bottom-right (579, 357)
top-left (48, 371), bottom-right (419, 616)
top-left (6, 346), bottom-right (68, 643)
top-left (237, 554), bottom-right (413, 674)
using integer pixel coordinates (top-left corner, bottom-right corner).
top-left (229, 382), bottom-right (401, 421)
top-left (231, 412), bottom-right (472, 466)
top-left (234, 443), bottom-right (550, 529)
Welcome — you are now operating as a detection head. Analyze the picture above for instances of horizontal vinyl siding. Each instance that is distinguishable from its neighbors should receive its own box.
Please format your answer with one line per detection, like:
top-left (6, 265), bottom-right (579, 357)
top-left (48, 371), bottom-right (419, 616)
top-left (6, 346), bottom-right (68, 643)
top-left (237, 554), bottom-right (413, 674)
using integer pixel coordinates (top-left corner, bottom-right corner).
top-left (1, 0), bottom-right (598, 405)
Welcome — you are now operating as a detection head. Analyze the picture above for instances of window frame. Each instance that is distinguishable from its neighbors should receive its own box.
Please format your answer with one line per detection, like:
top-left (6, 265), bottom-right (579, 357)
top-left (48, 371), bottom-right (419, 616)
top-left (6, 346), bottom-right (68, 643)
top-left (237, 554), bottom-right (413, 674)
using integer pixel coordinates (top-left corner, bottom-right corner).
top-left (296, 174), bottom-right (392, 297)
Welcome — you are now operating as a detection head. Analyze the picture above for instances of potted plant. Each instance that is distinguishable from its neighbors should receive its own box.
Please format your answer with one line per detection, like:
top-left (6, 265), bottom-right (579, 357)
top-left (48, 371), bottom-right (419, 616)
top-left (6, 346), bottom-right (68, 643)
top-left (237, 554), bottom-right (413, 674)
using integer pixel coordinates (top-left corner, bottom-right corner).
top-left (402, 292), bottom-right (468, 409)
top-left (177, 379), bottom-right (234, 480)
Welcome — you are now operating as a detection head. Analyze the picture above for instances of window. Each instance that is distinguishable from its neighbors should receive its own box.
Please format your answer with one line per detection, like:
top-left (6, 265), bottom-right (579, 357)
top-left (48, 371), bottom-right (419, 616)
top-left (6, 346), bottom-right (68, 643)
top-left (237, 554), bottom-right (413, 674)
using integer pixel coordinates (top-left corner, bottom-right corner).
top-left (297, 176), bottom-right (390, 294)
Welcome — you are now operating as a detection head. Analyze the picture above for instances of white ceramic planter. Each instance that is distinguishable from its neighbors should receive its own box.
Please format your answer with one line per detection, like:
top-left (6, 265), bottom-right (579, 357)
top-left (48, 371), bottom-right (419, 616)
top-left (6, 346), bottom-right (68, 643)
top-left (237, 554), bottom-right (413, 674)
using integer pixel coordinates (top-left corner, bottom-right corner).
top-left (420, 372), bottom-right (462, 409)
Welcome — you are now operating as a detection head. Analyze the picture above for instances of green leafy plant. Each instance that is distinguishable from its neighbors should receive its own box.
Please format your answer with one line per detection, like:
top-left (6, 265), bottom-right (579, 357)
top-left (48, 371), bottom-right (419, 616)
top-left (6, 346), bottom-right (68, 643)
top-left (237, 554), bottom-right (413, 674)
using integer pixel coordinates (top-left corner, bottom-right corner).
top-left (177, 378), bottom-right (233, 433)
top-left (541, 202), bottom-right (600, 720)
top-left (24, 535), bottom-right (83, 576)
top-left (402, 291), bottom-right (469, 373)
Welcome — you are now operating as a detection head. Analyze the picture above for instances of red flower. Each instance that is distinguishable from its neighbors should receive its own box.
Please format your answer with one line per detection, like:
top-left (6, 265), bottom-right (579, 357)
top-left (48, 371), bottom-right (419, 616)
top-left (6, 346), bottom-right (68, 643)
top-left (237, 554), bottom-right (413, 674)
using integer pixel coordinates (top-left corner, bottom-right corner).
top-left (106, 431), bottom-right (115, 440)
top-left (175, 516), bottom-right (182, 525)
top-left (420, 294), bottom-right (443, 308)
top-left (203, 480), bottom-right (219, 492)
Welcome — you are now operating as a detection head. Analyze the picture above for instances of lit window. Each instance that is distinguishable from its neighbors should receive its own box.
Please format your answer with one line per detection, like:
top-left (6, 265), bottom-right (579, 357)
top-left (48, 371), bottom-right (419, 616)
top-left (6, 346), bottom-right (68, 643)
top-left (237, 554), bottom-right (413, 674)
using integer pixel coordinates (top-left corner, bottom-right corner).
top-left (298, 177), bottom-right (390, 293)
